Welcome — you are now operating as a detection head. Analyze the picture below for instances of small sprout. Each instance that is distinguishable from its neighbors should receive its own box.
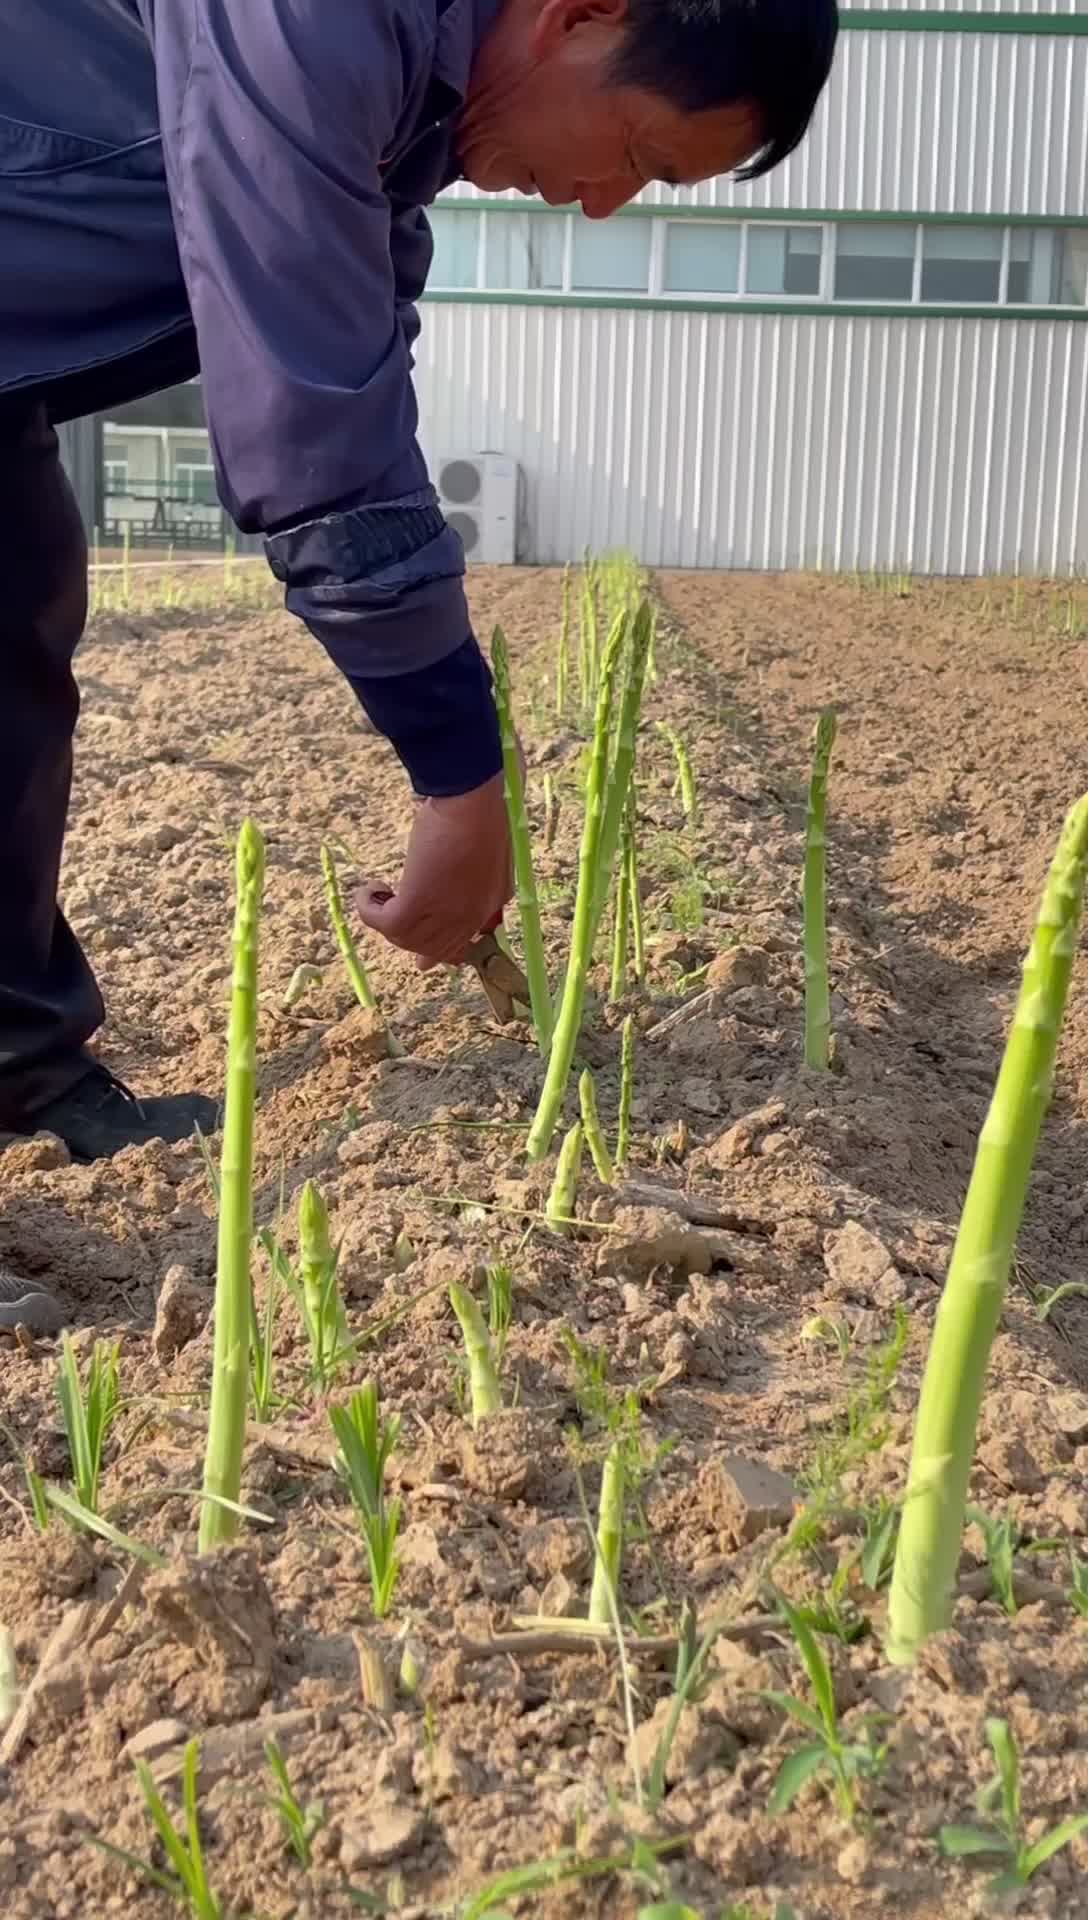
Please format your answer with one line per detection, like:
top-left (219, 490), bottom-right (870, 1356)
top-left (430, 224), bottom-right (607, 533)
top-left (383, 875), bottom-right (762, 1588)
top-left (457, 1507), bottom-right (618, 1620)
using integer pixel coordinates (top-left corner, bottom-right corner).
top-left (616, 1013), bottom-right (635, 1170)
top-left (940, 1717), bottom-right (1088, 1894)
top-left (0, 1629), bottom-right (17, 1729)
top-left (546, 1121), bottom-right (584, 1230)
top-left (449, 1284), bottom-right (502, 1426)
top-left (587, 1442), bottom-right (625, 1625)
top-left (264, 1736), bottom-right (324, 1867)
top-left (321, 843), bottom-right (404, 1053)
top-left (91, 1738), bottom-right (224, 1919)
top-left (802, 708), bottom-right (837, 1071)
top-left (297, 1180), bottom-right (351, 1390)
top-left (392, 1229), bottom-right (416, 1273)
top-left (764, 1593), bottom-right (887, 1820)
top-left (1069, 1546), bottom-right (1088, 1619)
top-left (657, 722), bottom-right (697, 822)
top-left (579, 1069), bottom-right (615, 1185)
top-left (966, 1507), bottom-right (1062, 1617)
top-left (398, 1633), bottom-right (427, 1699)
top-left (800, 1315), bottom-right (851, 1360)
top-left (56, 1332), bottom-right (121, 1514)
top-left (485, 1263), bottom-right (514, 1368)
top-left (281, 962), bottom-right (322, 1009)
top-left (330, 1382), bottom-right (402, 1619)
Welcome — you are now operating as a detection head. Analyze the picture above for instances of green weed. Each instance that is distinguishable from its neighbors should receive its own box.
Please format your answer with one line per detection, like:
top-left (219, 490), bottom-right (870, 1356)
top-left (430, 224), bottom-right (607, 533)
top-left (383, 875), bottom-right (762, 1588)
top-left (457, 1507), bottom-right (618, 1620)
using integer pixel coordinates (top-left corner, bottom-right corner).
top-left (764, 1595), bottom-right (887, 1820)
top-left (263, 1736), bottom-right (324, 1867)
top-left (330, 1383), bottom-right (402, 1618)
top-left (56, 1331), bottom-right (121, 1513)
top-left (91, 1738), bottom-right (225, 1918)
top-left (940, 1717), bottom-right (1088, 1894)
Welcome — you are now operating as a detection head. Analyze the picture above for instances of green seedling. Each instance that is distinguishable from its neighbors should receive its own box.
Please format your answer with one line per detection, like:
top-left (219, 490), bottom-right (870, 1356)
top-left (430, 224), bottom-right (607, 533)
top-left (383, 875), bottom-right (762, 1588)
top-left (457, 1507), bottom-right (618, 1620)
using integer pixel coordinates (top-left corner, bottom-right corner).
top-left (492, 626), bottom-right (553, 1055)
top-left (201, 818), bottom-right (264, 1554)
top-left (588, 1441), bottom-right (625, 1624)
top-left (803, 708), bottom-right (837, 1070)
top-left (967, 1508), bottom-right (1062, 1616)
top-left (1069, 1546), bottom-right (1088, 1619)
top-left (330, 1382), bottom-right (402, 1618)
top-left (282, 962), bottom-right (322, 1009)
top-left (485, 1263), bottom-right (514, 1369)
top-left (799, 1314), bottom-right (852, 1361)
top-left (657, 722), bottom-right (697, 822)
top-left (556, 562), bottom-right (571, 717)
top-left (56, 1331), bottom-right (121, 1514)
top-left (546, 1120), bottom-right (584, 1229)
top-left (764, 1594), bottom-right (886, 1819)
top-left (940, 1716), bottom-right (1088, 1894)
top-left (92, 1739), bottom-right (224, 1918)
top-left (449, 1284), bottom-right (502, 1426)
top-left (264, 1736), bottom-right (324, 1868)
top-left (461, 1836), bottom-right (676, 1920)
top-left (616, 1013), bottom-right (635, 1170)
top-left (889, 795), bottom-right (1088, 1664)
top-left (579, 1068), bottom-right (615, 1183)
top-left (297, 1179), bottom-right (351, 1390)
top-left (858, 1499), bottom-right (900, 1592)
top-left (1035, 1280), bottom-right (1088, 1320)
top-left (248, 1258), bottom-right (281, 1423)
top-left (321, 844), bottom-right (403, 1055)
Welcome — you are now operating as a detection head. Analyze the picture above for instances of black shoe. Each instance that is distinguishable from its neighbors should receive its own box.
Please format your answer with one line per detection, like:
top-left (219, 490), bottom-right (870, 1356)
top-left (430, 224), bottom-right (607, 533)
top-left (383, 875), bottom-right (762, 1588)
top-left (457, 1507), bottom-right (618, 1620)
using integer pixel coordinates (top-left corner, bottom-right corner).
top-left (25, 1061), bottom-right (220, 1164)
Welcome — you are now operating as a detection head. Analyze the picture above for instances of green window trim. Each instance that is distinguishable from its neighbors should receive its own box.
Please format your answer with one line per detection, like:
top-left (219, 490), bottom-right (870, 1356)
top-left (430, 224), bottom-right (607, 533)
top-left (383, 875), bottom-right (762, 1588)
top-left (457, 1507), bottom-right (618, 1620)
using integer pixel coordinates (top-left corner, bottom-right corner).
top-left (839, 8), bottom-right (1088, 35)
top-left (434, 199), bottom-right (1088, 229)
top-left (421, 289), bottom-right (1088, 321)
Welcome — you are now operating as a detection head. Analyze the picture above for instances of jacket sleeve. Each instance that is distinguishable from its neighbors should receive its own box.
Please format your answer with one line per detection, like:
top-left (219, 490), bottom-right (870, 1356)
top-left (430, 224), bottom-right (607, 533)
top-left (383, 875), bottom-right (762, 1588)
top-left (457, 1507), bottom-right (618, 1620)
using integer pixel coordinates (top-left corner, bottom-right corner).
top-left (147, 0), bottom-right (500, 795)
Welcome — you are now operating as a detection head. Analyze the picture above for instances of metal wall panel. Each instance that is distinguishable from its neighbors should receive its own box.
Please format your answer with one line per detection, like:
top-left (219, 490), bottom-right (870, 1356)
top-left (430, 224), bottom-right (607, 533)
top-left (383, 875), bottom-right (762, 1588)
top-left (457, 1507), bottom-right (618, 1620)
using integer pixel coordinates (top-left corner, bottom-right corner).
top-left (415, 305), bottom-right (1088, 576)
top-left (443, 32), bottom-right (1088, 217)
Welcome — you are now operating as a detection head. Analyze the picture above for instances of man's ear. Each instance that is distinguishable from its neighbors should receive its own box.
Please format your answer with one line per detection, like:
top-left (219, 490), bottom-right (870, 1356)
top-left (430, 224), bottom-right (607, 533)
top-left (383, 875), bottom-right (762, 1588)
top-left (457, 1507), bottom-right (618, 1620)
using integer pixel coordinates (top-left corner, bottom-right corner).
top-left (530, 0), bottom-right (630, 60)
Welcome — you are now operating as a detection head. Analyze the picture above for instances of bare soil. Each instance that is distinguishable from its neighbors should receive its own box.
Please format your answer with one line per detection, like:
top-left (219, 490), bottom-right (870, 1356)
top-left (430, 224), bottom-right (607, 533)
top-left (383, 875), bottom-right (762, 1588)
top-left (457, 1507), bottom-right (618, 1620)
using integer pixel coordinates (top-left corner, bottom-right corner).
top-left (2, 567), bottom-right (1088, 1920)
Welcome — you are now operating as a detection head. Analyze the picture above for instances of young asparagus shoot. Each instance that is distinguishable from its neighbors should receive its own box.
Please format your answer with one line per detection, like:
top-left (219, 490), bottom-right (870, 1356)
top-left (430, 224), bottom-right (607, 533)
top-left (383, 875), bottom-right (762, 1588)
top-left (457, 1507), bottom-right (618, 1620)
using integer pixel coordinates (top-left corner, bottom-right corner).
top-left (491, 626), bottom-right (553, 1055)
top-left (887, 794), bottom-right (1088, 1664)
top-left (526, 613), bottom-right (628, 1159)
top-left (546, 1121), bottom-right (584, 1230)
top-left (657, 723), bottom-right (697, 823)
top-left (556, 562), bottom-right (571, 717)
top-left (591, 600), bottom-right (655, 944)
top-left (449, 1283), bottom-right (502, 1426)
top-left (579, 1069), bottom-right (615, 1184)
top-left (543, 772), bottom-right (559, 851)
top-left (330, 1382), bottom-right (402, 1618)
top-left (616, 1014), bottom-right (635, 1170)
top-left (297, 1179), bottom-right (350, 1390)
top-left (264, 1736), bottom-right (325, 1868)
top-left (321, 844), bottom-right (403, 1055)
top-left (625, 794), bottom-right (646, 983)
top-left (56, 1332), bottom-right (120, 1514)
top-left (282, 962), bottom-right (322, 1009)
top-left (579, 564), bottom-right (599, 721)
top-left (587, 1441), bottom-right (625, 1624)
top-left (609, 848), bottom-right (631, 1001)
top-left (939, 1717), bottom-right (1088, 1894)
top-left (803, 709), bottom-right (837, 1070)
top-left (201, 818), bottom-right (264, 1554)
top-left (92, 1739), bottom-right (224, 1919)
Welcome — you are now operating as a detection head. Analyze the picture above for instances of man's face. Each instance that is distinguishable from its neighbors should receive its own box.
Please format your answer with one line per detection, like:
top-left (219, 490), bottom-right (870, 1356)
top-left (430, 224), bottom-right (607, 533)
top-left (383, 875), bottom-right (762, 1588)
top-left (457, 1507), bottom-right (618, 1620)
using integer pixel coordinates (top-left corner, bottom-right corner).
top-left (459, 0), bottom-right (762, 219)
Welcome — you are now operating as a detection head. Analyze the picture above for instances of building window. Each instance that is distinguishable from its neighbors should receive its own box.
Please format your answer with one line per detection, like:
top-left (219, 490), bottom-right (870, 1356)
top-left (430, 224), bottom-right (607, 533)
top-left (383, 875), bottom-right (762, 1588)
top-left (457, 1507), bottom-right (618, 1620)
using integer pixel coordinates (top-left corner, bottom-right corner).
top-left (104, 455), bottom-right (129, 496)
top-left (429, 209), bottom-right (481, 288)
top-left (834, 223), bottom-right (915, 300)
top-left (174, 443), bottom-right (217, 507)
top-left (483, 213), bottom-right (564, 290)
top-left (921, 225), bottom-right (1003, 303)
top-left (663, 222), bottom-right (741, 294)
top-left (1057, 231), bottom-right (1088, 307)
top-left (745, 225), bottom-right (822, 296)
top-left (570, 216), bottom-right (651, 291)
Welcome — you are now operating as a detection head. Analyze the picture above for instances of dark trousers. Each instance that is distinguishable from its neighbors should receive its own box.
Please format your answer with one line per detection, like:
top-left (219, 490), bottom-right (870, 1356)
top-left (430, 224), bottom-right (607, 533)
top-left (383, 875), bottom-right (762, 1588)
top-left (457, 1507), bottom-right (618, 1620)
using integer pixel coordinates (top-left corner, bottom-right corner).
top-left (0, 402), bottom-right (103, 1125)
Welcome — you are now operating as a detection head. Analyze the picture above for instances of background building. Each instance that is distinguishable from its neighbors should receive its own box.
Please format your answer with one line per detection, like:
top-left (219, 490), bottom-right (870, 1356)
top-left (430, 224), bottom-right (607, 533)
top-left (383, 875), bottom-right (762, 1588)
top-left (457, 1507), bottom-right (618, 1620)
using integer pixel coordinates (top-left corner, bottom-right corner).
top-left (65, 2), bottom-right (1088, 575)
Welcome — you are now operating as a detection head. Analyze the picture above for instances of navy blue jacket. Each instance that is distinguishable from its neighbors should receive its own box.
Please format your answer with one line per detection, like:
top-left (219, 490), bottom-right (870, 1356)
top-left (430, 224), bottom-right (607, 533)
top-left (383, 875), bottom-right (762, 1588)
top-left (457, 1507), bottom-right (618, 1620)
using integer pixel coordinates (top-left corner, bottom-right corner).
top-left (0, 0), bottom-right (504, 796)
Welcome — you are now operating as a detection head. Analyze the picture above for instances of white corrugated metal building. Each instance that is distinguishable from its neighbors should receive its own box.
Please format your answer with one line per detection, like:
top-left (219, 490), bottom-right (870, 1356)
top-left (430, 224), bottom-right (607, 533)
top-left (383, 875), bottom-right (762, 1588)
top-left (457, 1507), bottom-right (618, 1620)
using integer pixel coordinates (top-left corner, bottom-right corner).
top-left (419, 1), bottom-right (1088, 575)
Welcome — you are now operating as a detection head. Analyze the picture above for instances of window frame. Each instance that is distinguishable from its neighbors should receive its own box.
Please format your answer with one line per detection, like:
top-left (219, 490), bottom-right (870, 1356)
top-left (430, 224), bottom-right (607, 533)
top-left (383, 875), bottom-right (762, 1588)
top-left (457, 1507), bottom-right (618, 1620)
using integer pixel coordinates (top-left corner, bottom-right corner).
top-left (422, 204), bottom-right (1088, 313)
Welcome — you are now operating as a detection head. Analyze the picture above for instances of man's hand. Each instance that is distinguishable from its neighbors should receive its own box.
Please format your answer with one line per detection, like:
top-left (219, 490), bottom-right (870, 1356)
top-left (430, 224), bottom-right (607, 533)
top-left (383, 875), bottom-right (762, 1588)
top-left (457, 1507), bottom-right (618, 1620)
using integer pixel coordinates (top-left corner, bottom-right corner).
top-left (356, 772), bottom-right (513, 969)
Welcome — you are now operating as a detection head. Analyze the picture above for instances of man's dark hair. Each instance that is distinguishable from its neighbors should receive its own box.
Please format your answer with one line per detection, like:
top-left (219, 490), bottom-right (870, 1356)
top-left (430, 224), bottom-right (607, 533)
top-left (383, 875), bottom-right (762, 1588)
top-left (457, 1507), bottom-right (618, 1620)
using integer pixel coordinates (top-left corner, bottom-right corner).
top-left (612, 0), bottom-right (839, 180)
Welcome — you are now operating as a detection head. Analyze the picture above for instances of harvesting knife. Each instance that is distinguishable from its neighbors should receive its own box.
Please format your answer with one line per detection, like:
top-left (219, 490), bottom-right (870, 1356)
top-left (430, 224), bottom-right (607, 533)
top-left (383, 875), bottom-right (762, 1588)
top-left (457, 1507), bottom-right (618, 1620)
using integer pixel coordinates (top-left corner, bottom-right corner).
top-left (464, 912), bottom-right (530, 1024)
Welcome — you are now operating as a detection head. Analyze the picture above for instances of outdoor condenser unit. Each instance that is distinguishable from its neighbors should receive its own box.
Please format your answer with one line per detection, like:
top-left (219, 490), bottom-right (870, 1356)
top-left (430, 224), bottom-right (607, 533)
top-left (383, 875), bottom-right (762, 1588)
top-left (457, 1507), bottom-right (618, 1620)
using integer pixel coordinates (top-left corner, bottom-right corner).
top-left (436, 452), bottom-right (521, 564)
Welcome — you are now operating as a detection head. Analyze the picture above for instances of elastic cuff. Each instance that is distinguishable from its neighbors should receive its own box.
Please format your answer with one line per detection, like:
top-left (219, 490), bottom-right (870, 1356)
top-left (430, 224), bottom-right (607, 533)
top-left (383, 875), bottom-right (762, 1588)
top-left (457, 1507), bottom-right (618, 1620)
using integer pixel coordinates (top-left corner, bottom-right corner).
top-left (349, 634), bottom-right (503, 798)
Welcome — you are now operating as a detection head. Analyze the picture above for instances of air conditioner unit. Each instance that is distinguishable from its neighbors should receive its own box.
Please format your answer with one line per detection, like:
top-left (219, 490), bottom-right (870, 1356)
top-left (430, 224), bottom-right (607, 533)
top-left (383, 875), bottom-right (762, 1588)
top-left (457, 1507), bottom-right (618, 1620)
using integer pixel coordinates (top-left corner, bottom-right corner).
top-left (436, 452), bottom-right (521, 565)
